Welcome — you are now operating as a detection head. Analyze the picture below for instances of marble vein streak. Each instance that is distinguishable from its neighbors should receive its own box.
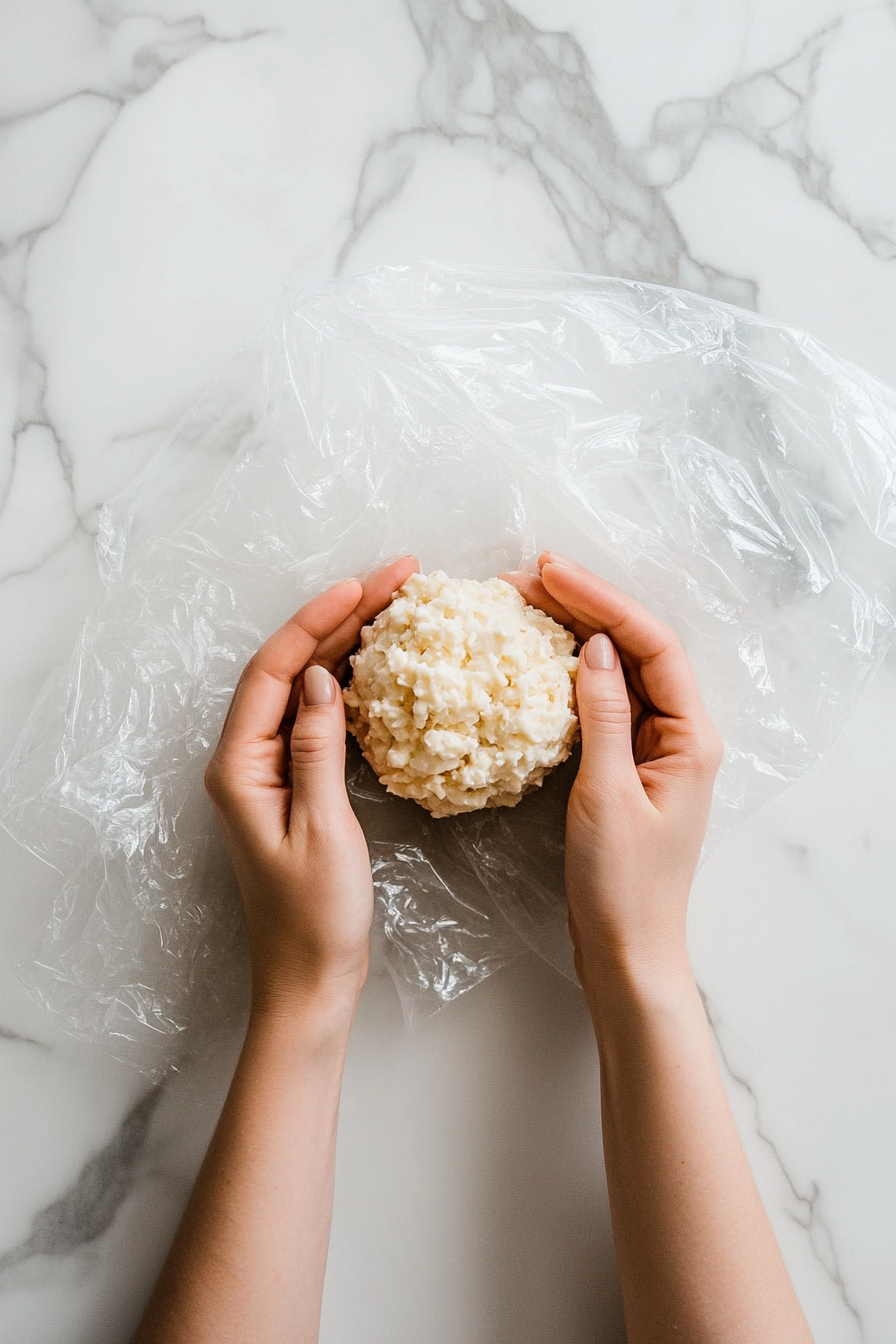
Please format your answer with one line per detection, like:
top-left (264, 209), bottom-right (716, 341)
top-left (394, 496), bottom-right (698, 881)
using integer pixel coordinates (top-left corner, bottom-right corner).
top-left (0, 1087), bottom-right (161, 1279)
top-left (0, 13), bottom-right (276, 587)
top-left (644, 16), bottom-right (896, 262)
top-left (338, 0), bottom-right (756, 307)
top-left (702, 993), bottom-right (864, 1339)
top-left (0, 1023), bottom-right (48, 1049)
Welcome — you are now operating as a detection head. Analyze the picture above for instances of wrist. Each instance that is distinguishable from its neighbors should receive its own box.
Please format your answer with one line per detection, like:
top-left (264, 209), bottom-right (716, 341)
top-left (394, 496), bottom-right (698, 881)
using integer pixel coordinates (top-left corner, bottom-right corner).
top-left (237, 985), bottom-right (359, 1107)
top-left (577, 945), bottom-right (696, 1023)
top-left (580, 957), bottom-right (708, 1094)
top-left (248, 961), bottom-right (366, 1044)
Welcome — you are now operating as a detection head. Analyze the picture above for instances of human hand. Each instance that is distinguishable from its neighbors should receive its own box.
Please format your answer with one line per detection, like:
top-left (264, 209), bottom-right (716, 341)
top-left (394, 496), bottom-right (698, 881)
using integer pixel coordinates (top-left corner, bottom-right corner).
top-left (504, 554), bottom-right (722, 994)
top-left (205, 556), bottom-right (419, 1017)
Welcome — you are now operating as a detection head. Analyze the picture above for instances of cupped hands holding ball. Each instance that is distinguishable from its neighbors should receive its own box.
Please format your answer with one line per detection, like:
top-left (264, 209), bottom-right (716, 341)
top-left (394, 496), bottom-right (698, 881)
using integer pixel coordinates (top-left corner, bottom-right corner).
top-left (132, 552), bottom-right (813, 1344)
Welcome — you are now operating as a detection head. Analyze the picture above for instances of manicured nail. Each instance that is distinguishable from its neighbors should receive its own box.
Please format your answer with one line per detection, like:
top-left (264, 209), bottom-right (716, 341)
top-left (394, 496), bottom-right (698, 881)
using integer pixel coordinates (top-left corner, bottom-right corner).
top-left (539, 551), bottom-right (576, 574)
top-left (584, 634), bottom-right (615, 670)
top-left (303, 665), bottom-right (336, 705)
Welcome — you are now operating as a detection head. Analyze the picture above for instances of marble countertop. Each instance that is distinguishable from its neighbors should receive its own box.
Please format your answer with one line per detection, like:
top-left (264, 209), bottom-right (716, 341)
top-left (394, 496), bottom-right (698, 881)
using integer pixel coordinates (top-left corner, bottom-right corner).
top-left (2, 3), bottom-right (895, 1341)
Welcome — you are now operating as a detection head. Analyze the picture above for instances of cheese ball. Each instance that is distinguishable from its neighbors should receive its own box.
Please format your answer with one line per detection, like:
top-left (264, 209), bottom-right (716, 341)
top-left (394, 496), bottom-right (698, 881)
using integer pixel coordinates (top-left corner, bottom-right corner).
top-left (343, 571), bottom-right (579, 817)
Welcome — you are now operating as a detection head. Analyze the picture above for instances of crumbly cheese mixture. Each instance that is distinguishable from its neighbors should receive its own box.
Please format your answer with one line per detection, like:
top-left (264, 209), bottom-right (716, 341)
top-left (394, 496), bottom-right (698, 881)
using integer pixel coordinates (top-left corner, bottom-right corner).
top-left (344, 571), bottom-right (579, 817)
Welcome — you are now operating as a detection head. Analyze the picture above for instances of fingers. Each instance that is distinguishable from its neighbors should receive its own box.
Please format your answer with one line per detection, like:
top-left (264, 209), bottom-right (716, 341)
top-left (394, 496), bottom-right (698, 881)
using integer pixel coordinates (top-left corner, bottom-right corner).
top-left (312, 554), bottom-right (420, 678)
top-left (218, 557), bottom-right (421, 754)
top-left (575, 633), bottom-right (642, 791)
top-left (503, 565), bottom-right (641, 790)
top-left (538, 553), bottom-right (705, 722)
top-left (499, 571), bottom-right (597, 645)
top-left (220, 579), bottom-right (363, 752)
top-left (288, 665), bottom-right (351, 828)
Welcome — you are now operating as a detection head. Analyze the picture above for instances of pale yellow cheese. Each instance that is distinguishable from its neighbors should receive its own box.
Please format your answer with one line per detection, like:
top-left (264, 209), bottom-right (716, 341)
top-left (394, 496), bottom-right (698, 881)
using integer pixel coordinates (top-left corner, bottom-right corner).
top-left (343, 571), bottom-right (579, 817)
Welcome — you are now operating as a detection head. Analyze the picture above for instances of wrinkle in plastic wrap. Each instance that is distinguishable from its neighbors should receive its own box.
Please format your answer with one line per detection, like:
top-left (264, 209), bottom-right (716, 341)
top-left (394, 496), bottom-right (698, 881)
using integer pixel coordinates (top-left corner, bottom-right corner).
top-left (2, 263), bottom-right (895, 1078)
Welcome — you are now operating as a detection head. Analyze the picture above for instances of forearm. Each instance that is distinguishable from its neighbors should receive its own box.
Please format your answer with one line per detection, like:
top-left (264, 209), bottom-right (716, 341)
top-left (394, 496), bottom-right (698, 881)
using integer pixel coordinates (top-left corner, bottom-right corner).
top-left (583, 956), bottom-right (813, 1344)
top-left (132, 986), bottom-right (359, 1344)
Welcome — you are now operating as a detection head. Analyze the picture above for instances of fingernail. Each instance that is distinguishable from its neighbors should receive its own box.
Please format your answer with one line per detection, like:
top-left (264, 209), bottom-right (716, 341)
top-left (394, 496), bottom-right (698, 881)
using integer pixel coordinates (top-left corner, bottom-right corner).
top-left (539, 551), bottom-right (575, 575)
top-left (584, 634), bottom-right (615, 670)
top-left (303, 665), bottom-right (336, 705)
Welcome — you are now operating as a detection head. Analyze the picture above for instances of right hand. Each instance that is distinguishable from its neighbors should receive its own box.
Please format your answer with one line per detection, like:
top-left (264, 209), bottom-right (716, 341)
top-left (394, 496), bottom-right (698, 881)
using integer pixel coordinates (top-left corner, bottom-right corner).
top-left (506, 553), bottom-right (723, 991)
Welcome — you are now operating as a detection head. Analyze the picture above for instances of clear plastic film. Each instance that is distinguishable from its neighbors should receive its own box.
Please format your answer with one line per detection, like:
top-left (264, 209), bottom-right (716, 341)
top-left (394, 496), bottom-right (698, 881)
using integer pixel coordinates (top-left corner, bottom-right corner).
top-left (2, 263), bottom-right (895, 1077)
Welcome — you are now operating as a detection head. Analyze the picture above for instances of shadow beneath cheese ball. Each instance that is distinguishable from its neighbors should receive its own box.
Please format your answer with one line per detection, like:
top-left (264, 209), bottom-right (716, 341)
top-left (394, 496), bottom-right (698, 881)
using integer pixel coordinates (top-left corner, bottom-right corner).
top-left (344, 737), bottom-right (579, 1027)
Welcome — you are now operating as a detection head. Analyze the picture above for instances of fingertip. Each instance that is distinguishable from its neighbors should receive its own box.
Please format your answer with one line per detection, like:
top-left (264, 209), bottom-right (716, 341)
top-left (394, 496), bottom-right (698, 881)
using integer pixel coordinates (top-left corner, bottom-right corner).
top-left (583, 633), bottom-right (616, 671)
top-left (538, 550), bottom-right (578, 575)
top-left (333, 577), bottom-right (364, 609)
top-left (500, 570), bottom-right (542, 604)
top-left (302, 664), bottom-right (337, 706)
top-left (393, 554), bottom-right (421, 585)
top-left (383, 553), bottom-right (419, 573)
top-left (354, 555), bottom-right (418, 609)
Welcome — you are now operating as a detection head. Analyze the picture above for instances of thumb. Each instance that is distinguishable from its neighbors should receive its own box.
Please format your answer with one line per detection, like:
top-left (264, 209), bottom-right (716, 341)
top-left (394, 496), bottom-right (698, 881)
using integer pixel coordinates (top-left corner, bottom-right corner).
top-left (575, 634), bottom-right (639, 786)
top-left (289, 665), bottom-right (349, 824)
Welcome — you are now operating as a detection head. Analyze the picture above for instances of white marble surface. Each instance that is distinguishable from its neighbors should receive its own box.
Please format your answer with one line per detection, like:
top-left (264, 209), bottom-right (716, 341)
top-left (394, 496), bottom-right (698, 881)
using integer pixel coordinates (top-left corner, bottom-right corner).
top-left (1, 2), bottom-right (895, 1340)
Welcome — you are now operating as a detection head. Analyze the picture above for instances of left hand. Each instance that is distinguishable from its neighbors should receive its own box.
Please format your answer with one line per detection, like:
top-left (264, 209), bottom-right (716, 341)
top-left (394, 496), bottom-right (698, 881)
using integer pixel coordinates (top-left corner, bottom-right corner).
top-left (205, 556), bottom-right (420, 1016)
top-left (503, 554), bottom-right (721, 987)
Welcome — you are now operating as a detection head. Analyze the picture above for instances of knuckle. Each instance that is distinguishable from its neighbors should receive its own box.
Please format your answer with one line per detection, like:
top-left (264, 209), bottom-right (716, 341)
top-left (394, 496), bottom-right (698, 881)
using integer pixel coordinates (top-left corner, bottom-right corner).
top-left (290, 801), bottom-right (346, 845)
top-left (570, 768), bottom-right (642, 831)
top-left (204, 755), bottom-right (222, 800)
top-left (687, 721), bottom-right (724, 776)
top-left (707, 727), bottom-right (725, 771)
top-left (579, 694), bottom-right (631, 732)
top-left (204, 752), bottom-right (237, 808)
top-left (290, 724), bottom-right (335, 767)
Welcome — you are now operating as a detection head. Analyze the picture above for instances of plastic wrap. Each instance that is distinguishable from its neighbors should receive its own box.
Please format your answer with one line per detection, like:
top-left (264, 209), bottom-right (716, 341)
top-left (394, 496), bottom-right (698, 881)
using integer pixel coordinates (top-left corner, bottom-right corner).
top-left (2, 263), bottom-right (895, 1078)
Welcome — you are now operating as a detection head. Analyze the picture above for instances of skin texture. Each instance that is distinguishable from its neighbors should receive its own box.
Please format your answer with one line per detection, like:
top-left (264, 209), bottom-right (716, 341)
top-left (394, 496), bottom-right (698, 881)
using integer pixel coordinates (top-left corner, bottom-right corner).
top-left (131, 555), bottom-right (420, 1344)
top-left (132, 552), bottom-right (813, 1344)
top-left (505, 555), bottom-right (814, 1344)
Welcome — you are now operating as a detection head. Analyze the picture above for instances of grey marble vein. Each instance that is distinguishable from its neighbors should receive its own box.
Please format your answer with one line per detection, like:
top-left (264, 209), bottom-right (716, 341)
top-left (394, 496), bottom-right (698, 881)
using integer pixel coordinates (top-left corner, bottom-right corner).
top-left (0, 89), bottom-right (119, 133)
top-left (338, 0), bottom-right (756, 306)
top-left (702, 991), bottom-right (864, 1338)
top-left (0, 1086), bottom-right (161, 1279)
top-left (0, 1023), bottom-right (48, 1049)
top-left (645, 16), bottom-right (896, 262)
top-left (0, 13), bottom-right (278, 589)
top-left (0, 523), bottom-right (90, 584)
top-left (0, 351), bottom-right (92, 583)
top-left (3, 413), bottom-right (74, 510)
top-left (0, 12), bottom-right (273, 125)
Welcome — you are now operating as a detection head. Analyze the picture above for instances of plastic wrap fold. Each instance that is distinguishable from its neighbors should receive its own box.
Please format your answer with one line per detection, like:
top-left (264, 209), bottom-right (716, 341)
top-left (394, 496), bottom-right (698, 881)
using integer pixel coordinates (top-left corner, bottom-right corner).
top-left (2, 263), bottom-right (895, 1077)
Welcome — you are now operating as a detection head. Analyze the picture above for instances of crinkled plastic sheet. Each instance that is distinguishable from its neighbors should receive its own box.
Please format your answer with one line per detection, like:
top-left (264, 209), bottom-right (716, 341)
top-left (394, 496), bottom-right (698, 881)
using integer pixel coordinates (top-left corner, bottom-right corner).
top-left (2, 263), bottom-right (895, 1078)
